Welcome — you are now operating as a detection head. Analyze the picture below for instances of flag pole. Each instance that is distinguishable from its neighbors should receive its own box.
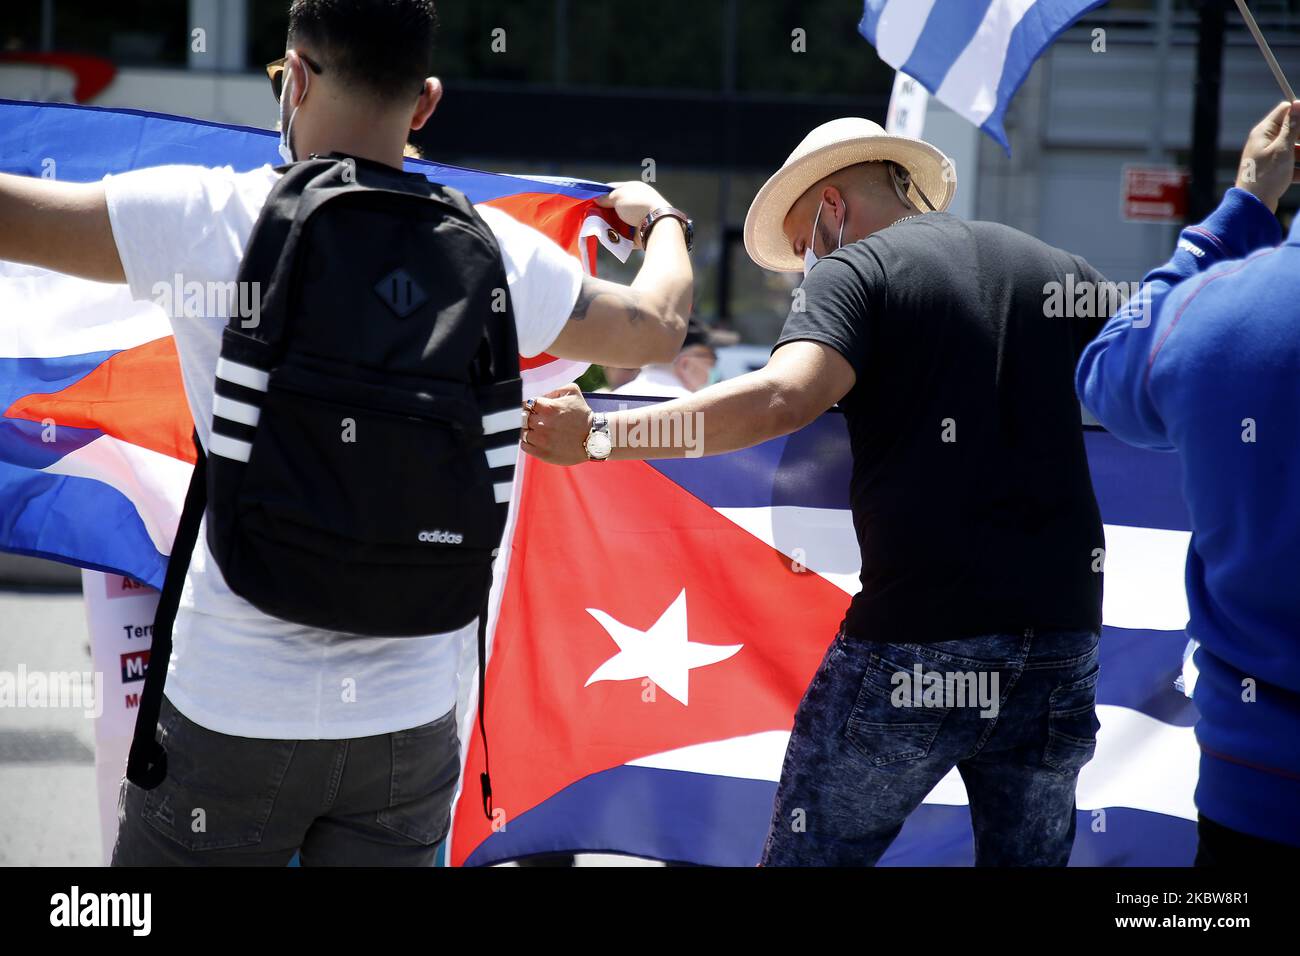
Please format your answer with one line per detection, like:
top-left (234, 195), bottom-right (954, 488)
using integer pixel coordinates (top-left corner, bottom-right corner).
top-left (1233, 0), bottom-right (1297, 102)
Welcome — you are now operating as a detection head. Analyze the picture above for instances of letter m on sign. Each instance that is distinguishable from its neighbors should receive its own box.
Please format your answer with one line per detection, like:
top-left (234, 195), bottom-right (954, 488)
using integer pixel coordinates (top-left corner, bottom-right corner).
top-left (120, 650), bottom-right (150, 683)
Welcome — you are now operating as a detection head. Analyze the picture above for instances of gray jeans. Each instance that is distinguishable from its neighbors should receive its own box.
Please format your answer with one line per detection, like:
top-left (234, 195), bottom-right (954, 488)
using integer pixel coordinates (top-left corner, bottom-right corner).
top-left (112, 696), bottom-right (460, 866)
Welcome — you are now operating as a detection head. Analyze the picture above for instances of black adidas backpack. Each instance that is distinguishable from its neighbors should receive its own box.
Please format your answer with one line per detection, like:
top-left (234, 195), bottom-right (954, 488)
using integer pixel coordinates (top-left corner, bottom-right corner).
top-left (128, 156), bottom-right (520, 811)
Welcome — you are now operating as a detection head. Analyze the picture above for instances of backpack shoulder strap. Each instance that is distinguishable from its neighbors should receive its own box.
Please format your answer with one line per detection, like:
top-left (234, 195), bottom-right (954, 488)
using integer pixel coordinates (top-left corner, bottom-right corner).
top-left (125, 433), bottom-right (207, 789)
top-left (229, 160), bottom-right (336, 352)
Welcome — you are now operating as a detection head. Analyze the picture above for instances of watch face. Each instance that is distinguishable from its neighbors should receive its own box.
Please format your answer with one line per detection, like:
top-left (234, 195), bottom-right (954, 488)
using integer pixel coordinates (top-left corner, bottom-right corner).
top-left (586, 431), bottom-right (613, 459)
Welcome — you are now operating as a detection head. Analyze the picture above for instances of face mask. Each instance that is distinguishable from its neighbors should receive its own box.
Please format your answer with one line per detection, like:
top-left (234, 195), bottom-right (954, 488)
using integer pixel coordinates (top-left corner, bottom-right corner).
top-left (277, 55), bottom-right (309, 164)
top-left (802, 198), bottom-right (846, 278)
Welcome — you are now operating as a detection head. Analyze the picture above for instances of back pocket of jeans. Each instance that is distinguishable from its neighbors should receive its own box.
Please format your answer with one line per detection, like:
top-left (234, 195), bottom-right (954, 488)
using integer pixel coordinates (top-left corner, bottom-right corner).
top-left (844, 651), bottom-right (951, 767)
top-left (1043, 668), bottom-right (1101, 775)
top-left (376, 710), bottom-right (461, 845)
top-left (142, 701), bottom-right (296, 851)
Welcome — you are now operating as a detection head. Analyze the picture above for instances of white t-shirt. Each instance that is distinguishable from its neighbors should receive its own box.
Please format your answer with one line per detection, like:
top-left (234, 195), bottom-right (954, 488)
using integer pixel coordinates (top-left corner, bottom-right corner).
top-left (104, 164), bottom-right (582, 740)
top-left (611, 365), bottom-right (691, 398)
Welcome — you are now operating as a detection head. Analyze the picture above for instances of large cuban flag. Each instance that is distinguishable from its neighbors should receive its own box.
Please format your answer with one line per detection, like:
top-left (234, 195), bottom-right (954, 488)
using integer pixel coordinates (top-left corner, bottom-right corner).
top-left (449, 394), bottom-right (1198, 867)
top-left (0, 99), bottom-right (631, 588)
top-left (859, 0), bottom-right (1108, 152)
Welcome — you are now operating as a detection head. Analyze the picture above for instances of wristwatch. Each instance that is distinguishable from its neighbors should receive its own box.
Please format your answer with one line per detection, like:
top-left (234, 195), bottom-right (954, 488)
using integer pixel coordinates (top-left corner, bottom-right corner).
top-left (639, 206), bottom-right (694, 253)
top-left (584, 414), bottom-right (612, 462)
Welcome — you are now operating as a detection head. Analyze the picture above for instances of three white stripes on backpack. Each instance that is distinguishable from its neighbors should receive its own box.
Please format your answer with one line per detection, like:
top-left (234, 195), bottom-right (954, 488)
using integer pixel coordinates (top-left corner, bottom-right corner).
top-left (211, 358), bottom-right (519, 502)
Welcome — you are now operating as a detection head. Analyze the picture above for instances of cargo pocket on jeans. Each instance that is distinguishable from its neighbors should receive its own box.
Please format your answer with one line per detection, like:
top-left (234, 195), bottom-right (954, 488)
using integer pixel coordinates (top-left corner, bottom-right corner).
top-left (376, 709), bottom-right (461, 845)
top-left (1043, 668), bottom-right (1101, 775)
top-left (844, 650), bottom-right (952, 767)
top-left (141, 699), bottom-right (296, 851)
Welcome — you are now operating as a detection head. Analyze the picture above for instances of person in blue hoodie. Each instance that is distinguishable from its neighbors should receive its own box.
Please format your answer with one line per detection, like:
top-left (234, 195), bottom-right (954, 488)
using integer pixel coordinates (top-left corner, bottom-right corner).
top-left (1077, 100), bottom-right (1300, 865)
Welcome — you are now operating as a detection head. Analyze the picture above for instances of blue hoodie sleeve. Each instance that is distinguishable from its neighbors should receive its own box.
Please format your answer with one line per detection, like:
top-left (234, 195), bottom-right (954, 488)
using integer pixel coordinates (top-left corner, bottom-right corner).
top-left (1075, 188), bottom-right (1283, 450)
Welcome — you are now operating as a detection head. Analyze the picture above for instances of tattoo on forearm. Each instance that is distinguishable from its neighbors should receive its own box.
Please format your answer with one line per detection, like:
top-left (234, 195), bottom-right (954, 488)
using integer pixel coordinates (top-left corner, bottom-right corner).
top-left (570, 279), bottom-right (644, 325)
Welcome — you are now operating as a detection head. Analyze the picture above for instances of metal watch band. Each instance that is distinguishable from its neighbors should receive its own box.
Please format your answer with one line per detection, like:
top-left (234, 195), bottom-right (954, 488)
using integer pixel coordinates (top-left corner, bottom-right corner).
top-left (584, 413), bottom-right (612, 461)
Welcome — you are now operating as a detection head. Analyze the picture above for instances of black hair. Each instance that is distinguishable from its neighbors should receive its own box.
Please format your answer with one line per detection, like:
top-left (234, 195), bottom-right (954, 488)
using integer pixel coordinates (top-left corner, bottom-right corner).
top-left (287, 0), bottom-right (437, 100)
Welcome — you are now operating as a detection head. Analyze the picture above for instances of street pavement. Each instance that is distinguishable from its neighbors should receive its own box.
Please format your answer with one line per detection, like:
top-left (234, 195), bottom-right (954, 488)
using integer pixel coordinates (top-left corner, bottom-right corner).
top-left (0, 583), bottom-right (100, 866)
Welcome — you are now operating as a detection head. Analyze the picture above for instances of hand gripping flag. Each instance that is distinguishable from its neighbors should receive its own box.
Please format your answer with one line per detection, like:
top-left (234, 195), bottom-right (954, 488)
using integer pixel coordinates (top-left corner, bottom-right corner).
top-left (859, 0), bottom-right (1108, 153)
top-left (449, 394), bottom-right (1199, 866)
top-left (0, 99), bottom-right (631, 586)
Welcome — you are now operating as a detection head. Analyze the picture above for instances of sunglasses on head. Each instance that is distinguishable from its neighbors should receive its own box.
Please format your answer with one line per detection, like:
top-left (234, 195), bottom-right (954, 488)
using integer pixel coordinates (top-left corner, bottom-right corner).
top-left (266, 53), bottom-right (323, 102)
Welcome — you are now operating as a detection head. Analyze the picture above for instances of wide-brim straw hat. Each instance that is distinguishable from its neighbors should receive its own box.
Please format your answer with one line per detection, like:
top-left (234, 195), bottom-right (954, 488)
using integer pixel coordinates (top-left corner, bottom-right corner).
top-left (743, 117), bottom-right (957, 273)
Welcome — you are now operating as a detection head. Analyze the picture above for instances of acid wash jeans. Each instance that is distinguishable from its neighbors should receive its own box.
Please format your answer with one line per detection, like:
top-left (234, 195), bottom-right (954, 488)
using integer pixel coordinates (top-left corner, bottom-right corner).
top-left (113, 696), bottom-right (460, 866)
top-left (761, 628), bottom-right (1101, 866)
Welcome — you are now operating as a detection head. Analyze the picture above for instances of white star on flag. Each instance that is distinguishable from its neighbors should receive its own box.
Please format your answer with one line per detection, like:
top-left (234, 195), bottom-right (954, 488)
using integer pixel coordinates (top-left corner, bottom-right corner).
top-left (584, 589), bottom-right (742, 705)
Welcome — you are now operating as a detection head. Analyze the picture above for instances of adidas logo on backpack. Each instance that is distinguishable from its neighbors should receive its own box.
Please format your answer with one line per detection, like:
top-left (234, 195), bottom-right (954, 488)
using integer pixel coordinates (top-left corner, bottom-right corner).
top-left (418, 529), bottom-right (464, 545)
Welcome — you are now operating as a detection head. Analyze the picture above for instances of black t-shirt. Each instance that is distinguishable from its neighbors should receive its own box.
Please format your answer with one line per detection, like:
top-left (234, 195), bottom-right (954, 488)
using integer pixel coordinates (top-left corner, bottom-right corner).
top-left (776, 212), bottom-right (1105, 642)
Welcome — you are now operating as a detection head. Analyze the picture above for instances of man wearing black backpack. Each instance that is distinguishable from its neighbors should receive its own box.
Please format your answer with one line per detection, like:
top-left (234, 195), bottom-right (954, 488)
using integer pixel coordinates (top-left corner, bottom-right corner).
top-left (0, 0), bottom-right (693, 865)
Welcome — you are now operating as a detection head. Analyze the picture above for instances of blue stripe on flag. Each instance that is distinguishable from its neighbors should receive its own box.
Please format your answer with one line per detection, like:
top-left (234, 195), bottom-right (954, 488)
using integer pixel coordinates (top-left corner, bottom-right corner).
top-left (596, 401), bottom-right (1193, 537)
top-left (590, 394), bottom-right (852, 510)
top-left (0, 352), bottom-right (119, 468)
top-left (1085, 429), bottom-right (1190, 532)
top-left (0, 418), bottom-right (101, 470)
top-left (649, 418), bottom-right (854, 511)
top-left (465, 763), bottom-right (1198, 867)
top-left (857, 0), bottom-right (892, 43)
top-left (0, 463), bottom-right (169, 588)
top-left (0, 351), bottom-right (117, 404)
top-left (900, 0), bottom-right (995, 91)
top-left (1099, 625), bottom-right (1196, 727)
top-left (465, 765), bottom-right (774, 867)
top-left (883, 803), bottom-right (1197, 866)
top-left (0, 99), bottom-right (608, 202)
top-left (983, 0), bottom-right (1109, 151)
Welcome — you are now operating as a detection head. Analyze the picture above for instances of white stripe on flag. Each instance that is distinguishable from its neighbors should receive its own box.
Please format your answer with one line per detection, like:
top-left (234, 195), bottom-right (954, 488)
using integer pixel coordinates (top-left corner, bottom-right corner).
top-left (42, 434), bottom-right (190, 555)
top-left (718, 505), bottom-right (1192, 634)
top-left (522, 359), bottom-right (590, 400)
top-left (716, 506), bottom-right (862, 597)
top-left (580, 213), bottom-right (635, 264)
top-left (0, 262), bottom-right (171, 358)
top-left (875, 0), bottom-right (941, 66)
top-left (629, 704), bottom-right (1199, 822)
top-left (493, 481), bottom-right (513, 504)
top-left (1101, 524), bottom-right (1190, 632)
top-left (208, 432), bottom-right (253, 463)
top-left (934, 0), bottom-right (1037, 127)
top-left (212, 394), bottom-right (261, 427)
top-left (215, 357), bottom-right (269, 393)
top-left (924, 704), bottom-right (1199, 821)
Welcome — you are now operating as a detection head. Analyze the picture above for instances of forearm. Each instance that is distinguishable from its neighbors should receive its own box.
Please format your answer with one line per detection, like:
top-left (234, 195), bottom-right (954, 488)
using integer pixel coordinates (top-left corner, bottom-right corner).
top-left (0, 173), bottom-right (123, 283)
top-left (607, 369), bottom-right (805, 461)
top-left (627, 218), bottom-right (692, 351)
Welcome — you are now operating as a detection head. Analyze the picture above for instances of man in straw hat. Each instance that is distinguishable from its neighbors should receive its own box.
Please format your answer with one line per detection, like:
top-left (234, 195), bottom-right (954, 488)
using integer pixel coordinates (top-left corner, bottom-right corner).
top-left (523, 118), bottom-right (1109, 866)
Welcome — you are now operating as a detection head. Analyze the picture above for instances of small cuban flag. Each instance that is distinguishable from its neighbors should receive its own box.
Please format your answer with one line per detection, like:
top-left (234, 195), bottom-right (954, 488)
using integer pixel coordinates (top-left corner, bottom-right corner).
top-left (859, 0), bottom-right (1108, 153)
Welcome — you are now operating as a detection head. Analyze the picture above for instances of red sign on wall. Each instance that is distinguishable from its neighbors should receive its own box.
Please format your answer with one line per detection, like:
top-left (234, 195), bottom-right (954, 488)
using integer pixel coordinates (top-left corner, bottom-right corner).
top-left (1122, 165), bottom-right (1190, 223)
